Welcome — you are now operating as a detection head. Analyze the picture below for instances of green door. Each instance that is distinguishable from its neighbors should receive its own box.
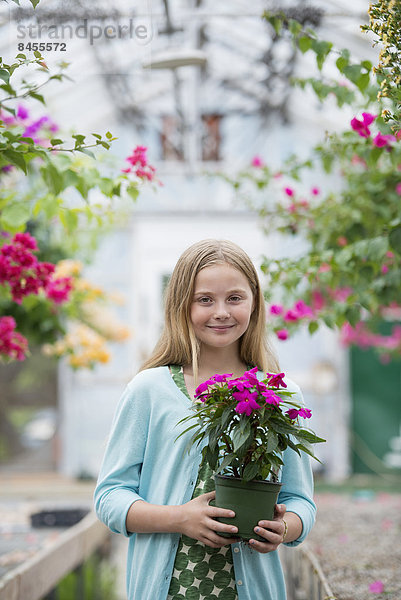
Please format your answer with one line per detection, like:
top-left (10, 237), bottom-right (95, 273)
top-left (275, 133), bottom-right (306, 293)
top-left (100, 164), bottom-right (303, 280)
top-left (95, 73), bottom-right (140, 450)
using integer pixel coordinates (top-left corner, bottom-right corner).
top-left (351, 339), bottom-right (401, 474)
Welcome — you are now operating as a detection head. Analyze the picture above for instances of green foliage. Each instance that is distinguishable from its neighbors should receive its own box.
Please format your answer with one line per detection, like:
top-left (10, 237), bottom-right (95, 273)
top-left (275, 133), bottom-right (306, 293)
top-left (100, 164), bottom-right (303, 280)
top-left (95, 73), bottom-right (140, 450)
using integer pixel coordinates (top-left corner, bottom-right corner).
top-left (224, 9), bottom-right (401, 360)
top-left (177, 374), bottom-right (324, 482)
top-left (57, 554), bottom-right (117, 600)
top-left (362, 0), bottom-right (401, 131)
top-left (0, 54), bottom-right (139, 238)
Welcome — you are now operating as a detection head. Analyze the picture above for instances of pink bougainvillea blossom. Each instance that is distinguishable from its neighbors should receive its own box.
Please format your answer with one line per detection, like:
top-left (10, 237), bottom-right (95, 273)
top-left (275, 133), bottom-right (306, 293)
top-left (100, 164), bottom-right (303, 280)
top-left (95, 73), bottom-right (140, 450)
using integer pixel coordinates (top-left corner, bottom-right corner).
top-left (311, 187), bottom-right (320, 195)
top-left (294, 300), bottom-right (314, 318)
top-left (331, 287), bottom-right (353, 303)
top-left (341, 322), bottom-right (401, 352)
top-left (350, 112), bottom-right (377, 138)
top-left (369, 580), bottom-right (384, 594)
top-left (372, 132), bottom-right (396, 148)
top-left (276, 329), bottom-right (289, 340)
top-left (46, 277), bottom-right (74, 304)
top-left (0, 232), bottom-right (72, 305)
top-left (17, 104), bottom-right (29, 120)
top-left (251, 155), bottom-right (264, 167)
top-left (395, 182), bottom-right (401, 195)
top-left (0, 316), bottom-right (28, 361)
top-left (270, 304), bottom-right (284, 316)
top-left (318, 263), bottom-right (331, 273)
top-left (311, 290), bottom-right (326, 311)
top-left (284, 187), bottom-right (294, 196)
top-left (337, 236), bottom-right (348, 247)
top-left (284, 309), bottom-right (299, 322)
top-left (123, 145), bottom-right (158, 182)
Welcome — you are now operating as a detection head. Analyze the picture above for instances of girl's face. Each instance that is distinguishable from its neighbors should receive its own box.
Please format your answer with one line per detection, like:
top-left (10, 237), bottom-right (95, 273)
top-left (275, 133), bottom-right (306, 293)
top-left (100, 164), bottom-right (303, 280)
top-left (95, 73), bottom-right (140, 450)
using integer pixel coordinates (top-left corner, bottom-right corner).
top-left (190, 263), bottom-right (254, 352)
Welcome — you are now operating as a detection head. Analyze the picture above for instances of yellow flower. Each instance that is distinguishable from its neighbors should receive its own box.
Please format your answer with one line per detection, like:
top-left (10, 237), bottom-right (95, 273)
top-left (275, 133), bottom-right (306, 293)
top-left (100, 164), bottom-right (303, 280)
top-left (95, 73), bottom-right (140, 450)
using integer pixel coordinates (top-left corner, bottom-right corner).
top-left (54, 259), bottom-right (83, 278)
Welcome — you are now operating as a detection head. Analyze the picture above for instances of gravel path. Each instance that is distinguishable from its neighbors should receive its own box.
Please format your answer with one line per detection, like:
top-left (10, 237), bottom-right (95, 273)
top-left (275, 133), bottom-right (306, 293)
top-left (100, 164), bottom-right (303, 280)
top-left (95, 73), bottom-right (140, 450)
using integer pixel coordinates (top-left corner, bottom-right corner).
top-left (307, 492), bottom-right (401, 600)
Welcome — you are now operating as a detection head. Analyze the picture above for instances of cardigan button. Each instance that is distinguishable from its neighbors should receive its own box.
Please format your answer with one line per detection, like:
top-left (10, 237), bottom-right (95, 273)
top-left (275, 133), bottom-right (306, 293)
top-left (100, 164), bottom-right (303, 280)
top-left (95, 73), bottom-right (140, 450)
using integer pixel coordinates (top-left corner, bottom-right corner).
top-left (234, 547), bottom-right (240, 553)
top-left (237, 580), bottom-right (243, 586)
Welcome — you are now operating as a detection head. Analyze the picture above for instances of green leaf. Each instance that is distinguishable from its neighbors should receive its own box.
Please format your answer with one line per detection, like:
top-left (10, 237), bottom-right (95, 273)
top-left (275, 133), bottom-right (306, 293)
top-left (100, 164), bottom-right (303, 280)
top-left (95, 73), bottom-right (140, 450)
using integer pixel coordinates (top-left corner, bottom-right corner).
top-left (298, 35), bottom-right (312, 53)
top-left (336, 56), bottom-right (349, 73)
top-left (40, 162), bottom-right (63, 195)
top-left (28, 91), bottom-right (45, 104)
top-left (308, 321), bottom-right (319, 335)
top-left (105, 131), bottom-right (113, 140)
top-left (266, 430), bottom-right (278, 453)
top-left (73, 134), bottom-right (86, 145)
top-left (0, 69), bottom-right (10, 84)
top-left (231, 425), bottom-right (250, 452)
top-left (356, 72), bottom-right (370, 92)
top-left (1, 202), bottom-right (31, 228)
top-left (311, 40), bottom-right (333, 70)
top-left (127, 183), bottom-right (139, 201)
top-left (29, 0), bottom-right (41, 7)
top-left (3, 149), bottom-right (27, 173)
top-left (50, 138), bottom-right (64, 146)
top-left (59, 209), bottom-right (79, 232)
top-left (389, 226), bottom-right (401, 255)
top-left (289, 19), bottom-right (302, 37)
top-left (242, 462), bottom-right (260, 482)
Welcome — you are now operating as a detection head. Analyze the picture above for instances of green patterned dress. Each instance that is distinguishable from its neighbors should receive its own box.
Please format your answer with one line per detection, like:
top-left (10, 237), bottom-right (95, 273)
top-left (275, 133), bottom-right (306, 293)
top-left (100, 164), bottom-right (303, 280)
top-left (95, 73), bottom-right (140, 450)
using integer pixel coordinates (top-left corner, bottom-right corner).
top-left (167, 366), bottom-right (238, 600)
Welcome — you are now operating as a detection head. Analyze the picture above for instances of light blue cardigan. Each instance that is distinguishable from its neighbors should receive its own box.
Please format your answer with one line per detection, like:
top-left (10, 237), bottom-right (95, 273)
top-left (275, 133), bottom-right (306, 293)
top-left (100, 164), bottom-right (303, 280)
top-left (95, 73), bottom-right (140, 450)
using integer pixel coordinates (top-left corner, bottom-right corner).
top-left (94, 366), bottom-right (316, 600)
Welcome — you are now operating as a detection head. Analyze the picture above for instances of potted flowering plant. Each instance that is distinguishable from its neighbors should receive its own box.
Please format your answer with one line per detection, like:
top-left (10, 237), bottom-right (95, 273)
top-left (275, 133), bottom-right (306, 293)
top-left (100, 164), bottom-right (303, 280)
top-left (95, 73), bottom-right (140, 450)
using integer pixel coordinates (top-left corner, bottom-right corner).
top-left (178, 367), bottom-right (325, 541)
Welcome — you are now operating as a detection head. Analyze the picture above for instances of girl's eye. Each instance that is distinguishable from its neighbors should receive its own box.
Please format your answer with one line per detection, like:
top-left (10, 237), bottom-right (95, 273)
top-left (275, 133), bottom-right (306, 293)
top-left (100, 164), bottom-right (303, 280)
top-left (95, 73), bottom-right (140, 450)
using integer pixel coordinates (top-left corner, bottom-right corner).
top-left (229, 296), bottom-right (241, 302)
top-left (198, 297), bottom-right (212, 303)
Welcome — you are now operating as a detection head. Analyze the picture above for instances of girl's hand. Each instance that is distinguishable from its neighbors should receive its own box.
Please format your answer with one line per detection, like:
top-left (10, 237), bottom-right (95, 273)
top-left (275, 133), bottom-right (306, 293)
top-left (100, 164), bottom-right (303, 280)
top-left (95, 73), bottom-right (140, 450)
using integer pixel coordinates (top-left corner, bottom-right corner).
top-left (177, 490), bottom-right (239, 548)
top-left (248, 503), bottom-right (288, 553)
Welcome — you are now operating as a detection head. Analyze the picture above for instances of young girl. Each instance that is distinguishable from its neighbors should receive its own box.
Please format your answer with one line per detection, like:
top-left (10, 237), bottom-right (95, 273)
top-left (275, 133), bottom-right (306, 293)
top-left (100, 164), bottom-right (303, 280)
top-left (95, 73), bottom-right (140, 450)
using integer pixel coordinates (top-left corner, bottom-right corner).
top-left (94, 239), bottom-right (316, 600)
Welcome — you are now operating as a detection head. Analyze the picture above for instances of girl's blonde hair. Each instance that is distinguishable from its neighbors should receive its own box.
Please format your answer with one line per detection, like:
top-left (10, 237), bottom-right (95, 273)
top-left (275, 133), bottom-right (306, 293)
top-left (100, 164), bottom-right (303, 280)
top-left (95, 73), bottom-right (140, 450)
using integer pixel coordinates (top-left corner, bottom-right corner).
top-left (140, 239), bottom-right (279, 377)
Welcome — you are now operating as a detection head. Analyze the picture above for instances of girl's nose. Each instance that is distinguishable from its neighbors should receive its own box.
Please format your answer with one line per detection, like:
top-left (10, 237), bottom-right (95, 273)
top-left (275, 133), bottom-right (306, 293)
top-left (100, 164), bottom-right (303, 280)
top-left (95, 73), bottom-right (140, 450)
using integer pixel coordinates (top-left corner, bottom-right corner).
top-left (214, 304), bottom-right (230, 319)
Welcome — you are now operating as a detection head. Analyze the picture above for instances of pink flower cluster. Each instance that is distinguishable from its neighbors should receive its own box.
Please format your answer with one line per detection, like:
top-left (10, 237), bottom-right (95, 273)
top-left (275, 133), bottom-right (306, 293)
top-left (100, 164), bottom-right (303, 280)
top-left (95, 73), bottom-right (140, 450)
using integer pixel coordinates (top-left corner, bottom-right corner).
top-left (270, 300), bottom-right (315, 341)
top-left (193, 367), bottom-right (312, 421)
top-left (340, 322), bottom-right (401, 353)
top-left (122, 145), bottom-right (157, 181)
top-left (350, 112), bottom-right (396, 148)
top-left (0, 232), bottom-right (72, 304)
top-left (0, 316), bottom-right (28, 361)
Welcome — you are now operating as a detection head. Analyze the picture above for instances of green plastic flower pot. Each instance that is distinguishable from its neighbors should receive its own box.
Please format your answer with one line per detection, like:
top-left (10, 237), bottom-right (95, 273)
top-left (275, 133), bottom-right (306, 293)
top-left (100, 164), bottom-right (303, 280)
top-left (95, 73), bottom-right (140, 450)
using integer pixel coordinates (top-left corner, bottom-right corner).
top-left (213, 474), bottom-right (282, 542)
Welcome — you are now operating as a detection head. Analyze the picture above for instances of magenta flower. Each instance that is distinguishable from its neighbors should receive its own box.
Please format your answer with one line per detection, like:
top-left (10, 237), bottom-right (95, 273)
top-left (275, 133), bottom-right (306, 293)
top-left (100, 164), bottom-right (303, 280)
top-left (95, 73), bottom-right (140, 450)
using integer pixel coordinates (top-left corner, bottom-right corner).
top-left (294, 300), bottom-right (313, 318)
top-left (286, 407), bottom-right (312, 420)
top-left (0, 316), bottom-right (28, 361)
top-left (46, 277), bottom-right (73, 304)
top-left (350, 112), bottom-right (376, 138)
top-left (212, 373), bottom-right (233, 383)
top-left (396, 182), bottom-right (401, 195)
top-left (284, 187), bottom-right (294, 196)
top-left (261, 390), bottom-right (281, 406)
top-left (284, 309), bottom-right (299, 322)
top-left (251, 155), bottom-right (264, 167)
top-left (267, 372), bottom-right (287, 388)
top-left (369, 580), bottom-right (384, 594)
top-left (276, 329), bottom-right (289, 340)
top-left (311, 187), bottom-right (320, 195)
top-left (17, 104), bottom-right (29, 120)
top-left (234, 389), bottom-right (261, 416)
top-left (195, 380), bottom-right (212, 397)
top-left (270, 304), bottom-right (283, 316)
top-left (373, 132), bottom-right (396, 148)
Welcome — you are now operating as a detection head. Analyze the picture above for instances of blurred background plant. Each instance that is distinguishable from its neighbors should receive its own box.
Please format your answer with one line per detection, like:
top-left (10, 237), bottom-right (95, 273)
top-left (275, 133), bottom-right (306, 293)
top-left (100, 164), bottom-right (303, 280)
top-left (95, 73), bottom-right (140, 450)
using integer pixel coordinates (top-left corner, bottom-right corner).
top-left (0, 50), bottom-right (157, 459)
top-left (222, 0), bottom-right (401, 363)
